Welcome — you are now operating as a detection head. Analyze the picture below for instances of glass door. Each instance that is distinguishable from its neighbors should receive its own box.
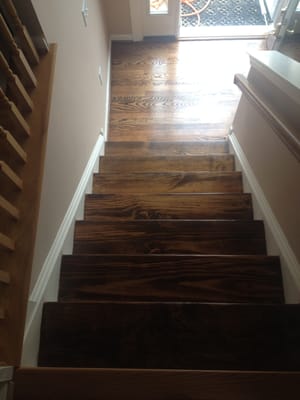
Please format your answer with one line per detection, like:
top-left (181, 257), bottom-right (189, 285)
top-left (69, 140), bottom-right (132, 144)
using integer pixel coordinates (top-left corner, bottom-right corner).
top-left (268, 0), bottom-right (300, 49)
top-left (130, 0), bottom-right (180, 40)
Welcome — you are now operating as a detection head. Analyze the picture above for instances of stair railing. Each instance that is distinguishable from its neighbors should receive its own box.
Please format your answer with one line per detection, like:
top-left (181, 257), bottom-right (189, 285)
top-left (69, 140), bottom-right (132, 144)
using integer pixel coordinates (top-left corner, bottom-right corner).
top-left (0, 0), bottom-right (56, 366)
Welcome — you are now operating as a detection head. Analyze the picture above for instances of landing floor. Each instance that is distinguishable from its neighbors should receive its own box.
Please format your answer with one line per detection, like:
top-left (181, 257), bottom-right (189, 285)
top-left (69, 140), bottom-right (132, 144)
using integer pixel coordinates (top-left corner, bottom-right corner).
top-left (109, 39), bottom-right (265, 142)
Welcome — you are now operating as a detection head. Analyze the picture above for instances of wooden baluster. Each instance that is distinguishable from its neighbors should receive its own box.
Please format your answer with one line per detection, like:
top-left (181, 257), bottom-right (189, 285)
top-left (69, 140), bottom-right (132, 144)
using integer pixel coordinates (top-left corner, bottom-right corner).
top-left (0, 232), bottom-right (15, 251)
top-left (0, 51), bottom-right (33, 113)
top-left (1, 0), bottom-right (39, 66)
top-left (0, 14), bottom-right (37, 88)
top-left (0, 126), bottom-right (27, 163)
top-left (0, 195), bottom-right (19, 219)
top-left (0, 160), bottom-right (23, 190)
top-left (0, 308), bottom-right (5, 319)
top-left (0, 270), bottom-right (10, 284)
top-left (0, 88), bottom-right (30, 138)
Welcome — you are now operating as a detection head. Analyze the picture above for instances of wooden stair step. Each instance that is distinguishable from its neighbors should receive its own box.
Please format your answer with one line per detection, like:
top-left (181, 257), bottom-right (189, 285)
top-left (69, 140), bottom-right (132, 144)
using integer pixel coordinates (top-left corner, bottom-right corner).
top-left (99, 155), bottom-right (235, 173)
top-left (93, 172), bottom-right (243, 194)
top-left (38, 303), bottom-right (300, 370)
top-left (59, 254), bottom-right (283, 303)
top-left (14, 368), bottom-right (300, 400)
top-left (73, 220), bottom-right (266, 255)
top-left (84, 193), bottom-right (253, 221)
top-left (105, 140), bottom-right (229, 156)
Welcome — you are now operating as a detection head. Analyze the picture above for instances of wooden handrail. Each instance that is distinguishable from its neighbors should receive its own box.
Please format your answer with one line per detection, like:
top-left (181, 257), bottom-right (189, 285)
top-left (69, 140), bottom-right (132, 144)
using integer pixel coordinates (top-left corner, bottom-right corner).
top-left (0, 232), bottom-right (15, 251)
top-left (0, 51), bottom-right (33, 113)
top-left (0, 195), bottom-right (19, 219)
top-left (0, 88), bottom-right (30, 138)
top-left (0, 160), bottom-right (23, 190)
top-left (1, 0), bottom-right (39, 66)
top-left (0, 270), bottom-right (10, 284)
top-left (0, 14), bottom-right (37, 88)
top-left (234, 74), bottom-right (300, 162)
top-left (0, 126), bottom-right (27, 163)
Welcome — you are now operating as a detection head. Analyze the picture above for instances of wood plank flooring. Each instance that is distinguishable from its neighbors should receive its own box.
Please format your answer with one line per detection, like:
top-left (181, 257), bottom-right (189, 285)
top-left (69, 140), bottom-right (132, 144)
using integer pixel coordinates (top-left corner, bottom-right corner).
top-left (109, 40), bottom-right (264, 141)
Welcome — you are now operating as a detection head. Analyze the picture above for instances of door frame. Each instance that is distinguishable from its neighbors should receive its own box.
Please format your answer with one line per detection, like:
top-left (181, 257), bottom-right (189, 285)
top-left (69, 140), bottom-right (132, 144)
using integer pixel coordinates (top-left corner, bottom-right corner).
top-left (130, 0), bottom-right (180, 41)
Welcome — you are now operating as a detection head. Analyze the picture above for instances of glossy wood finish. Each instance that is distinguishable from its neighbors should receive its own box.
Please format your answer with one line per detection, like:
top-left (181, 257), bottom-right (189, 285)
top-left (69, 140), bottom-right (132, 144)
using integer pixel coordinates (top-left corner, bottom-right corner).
top-left (105, 140), bottom-right (229, 156)
top-left (93, 172), bottom-right (243, 194)
top-left (74, 220), bottom-right (266, 255)
top-left (59, 255), bottom-right (283, 303)
top-left (39, 303), bottom-right (300, 370)
top-left (14, 368), bottom-right (300, 400)
top-left (84, 193), bottom-right (253, 221)
top-left (100, 155), bottom-right (235, 173)
top-left (109, 41), bottom-right (262, 142)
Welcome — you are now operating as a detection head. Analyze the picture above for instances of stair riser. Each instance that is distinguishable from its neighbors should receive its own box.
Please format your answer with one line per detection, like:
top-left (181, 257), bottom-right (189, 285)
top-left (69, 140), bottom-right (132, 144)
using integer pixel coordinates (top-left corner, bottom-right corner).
top-left (73, 221), bottom-right (266, 255)
top-left (99, 155), bottom-right (235, 173)
top-left (93, 172), bottom-right (243, 194)
top-left (105, 140), bottom-right (230, 156)
top-left (59, 255), bottom-right (283, 303)
top-left (84, 194), bottom-right (253, 221)
top-left (39, 303), bottom-right (300, 370)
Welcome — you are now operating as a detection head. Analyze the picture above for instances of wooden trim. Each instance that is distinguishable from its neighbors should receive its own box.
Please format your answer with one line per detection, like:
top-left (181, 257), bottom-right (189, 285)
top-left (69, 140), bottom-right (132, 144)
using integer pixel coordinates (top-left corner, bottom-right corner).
top-left (234, 74), bottom-right (300, 162)
top-left (0, 44), bottom-right (57, 366)
top-left (0, 88), bottom-right (31, 138)
top-left (0, 195), bottom-right (19, 219)
top-left (0, 14), bottom-right (37, 88)
top-left (2, 0), bottom-right (39, 65)
top-left (0, 161), bottom-right (23, 190)
top-left (0, 232), bottom-right (15, 251)
top-left (14, 368), bottom-right (300, 400)
top-left (0, 270), bottom-right (10, 284)
top-left (0, 126), bottom-right (27, 163)
top-left (0, 51), bottom-right (33, 113)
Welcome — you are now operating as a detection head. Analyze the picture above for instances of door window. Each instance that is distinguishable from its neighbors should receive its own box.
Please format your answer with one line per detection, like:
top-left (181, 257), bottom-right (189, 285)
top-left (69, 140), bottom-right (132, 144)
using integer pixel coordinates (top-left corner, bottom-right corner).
top-left (150, 0), bottom-right (169, 15)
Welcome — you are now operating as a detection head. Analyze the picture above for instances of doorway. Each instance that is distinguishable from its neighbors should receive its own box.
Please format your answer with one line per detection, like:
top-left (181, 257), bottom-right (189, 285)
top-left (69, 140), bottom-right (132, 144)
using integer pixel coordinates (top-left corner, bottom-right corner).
top-left (178, 0), bottom-right (282, 38)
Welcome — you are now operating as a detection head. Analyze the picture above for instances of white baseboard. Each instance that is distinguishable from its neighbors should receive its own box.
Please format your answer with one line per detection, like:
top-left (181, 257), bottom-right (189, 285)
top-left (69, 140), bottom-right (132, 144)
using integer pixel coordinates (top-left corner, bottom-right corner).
top-left (22, 133), bottom-right (105, 365)
top-left (110, 34), bottom-right (133, 41)
top-left (229, 131), bottom-right (300, 302)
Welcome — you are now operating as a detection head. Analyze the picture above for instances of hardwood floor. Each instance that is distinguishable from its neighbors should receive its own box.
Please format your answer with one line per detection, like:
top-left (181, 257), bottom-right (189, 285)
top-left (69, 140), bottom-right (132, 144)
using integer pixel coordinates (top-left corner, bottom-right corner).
top-left (109, 39), bottom-right (265, 142)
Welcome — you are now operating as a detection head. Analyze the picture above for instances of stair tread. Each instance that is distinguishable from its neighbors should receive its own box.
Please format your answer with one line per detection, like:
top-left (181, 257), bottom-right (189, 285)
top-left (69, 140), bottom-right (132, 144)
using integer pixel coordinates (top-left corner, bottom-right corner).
top-left (74, 220), bottom-right (266, 255)
top-left (100, 155), bottom-right (235, 173)
top-left (105, 140), bottom-right (229, 156)
top-left (38, 303), bottom-right (300, 370)
top-left (93, 172), bottom-right (243, 193)
top-left (84, 193), bottom-right (253, 220)
top-left (15, 368), bottom-right (300, 400)
top-left (59, 254), bottom-right (283, 303)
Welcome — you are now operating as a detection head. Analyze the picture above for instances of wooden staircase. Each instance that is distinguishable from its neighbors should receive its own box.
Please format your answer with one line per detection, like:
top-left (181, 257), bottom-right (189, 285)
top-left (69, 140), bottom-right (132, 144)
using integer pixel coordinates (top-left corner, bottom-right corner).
top-left (15, 139), bottom-right (300, 399)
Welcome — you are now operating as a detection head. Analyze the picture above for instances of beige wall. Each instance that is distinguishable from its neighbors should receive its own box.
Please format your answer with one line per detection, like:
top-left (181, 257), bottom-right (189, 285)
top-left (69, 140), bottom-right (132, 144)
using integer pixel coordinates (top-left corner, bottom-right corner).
top-left (30, 0), bottom-right (109, 288)
top-left (102, 0), bottom-right (132, 36)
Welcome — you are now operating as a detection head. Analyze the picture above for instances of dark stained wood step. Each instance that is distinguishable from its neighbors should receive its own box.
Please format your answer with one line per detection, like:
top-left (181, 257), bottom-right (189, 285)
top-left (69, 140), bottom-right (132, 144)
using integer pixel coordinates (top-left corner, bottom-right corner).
top-left (73, 220), bottom-right (266, 255)
top-left (105, 140), bottom-right (229, 156)
top-left (84, 193), bottom-right (253, 221)
top-left (93, 172), bottom-right (243, 194)
top-left (14, 368), bottom-right (300, 400)
top-left (38, 303), bottom-right (300, 370)
top-left (59, 254), bottom-right (283, 303)
top-left (99, 155), bottom-right (235, 173)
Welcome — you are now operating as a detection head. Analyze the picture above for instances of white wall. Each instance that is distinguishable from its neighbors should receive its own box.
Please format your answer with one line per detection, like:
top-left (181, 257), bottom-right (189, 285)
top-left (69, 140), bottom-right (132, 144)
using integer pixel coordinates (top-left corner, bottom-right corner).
top-left (30, 0), bottom-right (109, 289)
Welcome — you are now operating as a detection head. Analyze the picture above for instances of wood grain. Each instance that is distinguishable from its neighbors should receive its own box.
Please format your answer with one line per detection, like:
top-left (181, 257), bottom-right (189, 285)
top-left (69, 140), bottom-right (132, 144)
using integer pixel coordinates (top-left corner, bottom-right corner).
top-left (73, 220), bottom-right (266, 255)
top-left (38, 303), bottom-right (300, 370)
top-left (59, 254), bottom-right (283, 303)
top-left (14, 368), bottom-right (300, 400)
top-left (93, 172), bottom-right (243, 194)
top-left (84, 193), bottom-right (253, 221)
top-left (105, 140), bottom-right (229, 156)
top-left (99, 155), bottom-right (235, 173)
